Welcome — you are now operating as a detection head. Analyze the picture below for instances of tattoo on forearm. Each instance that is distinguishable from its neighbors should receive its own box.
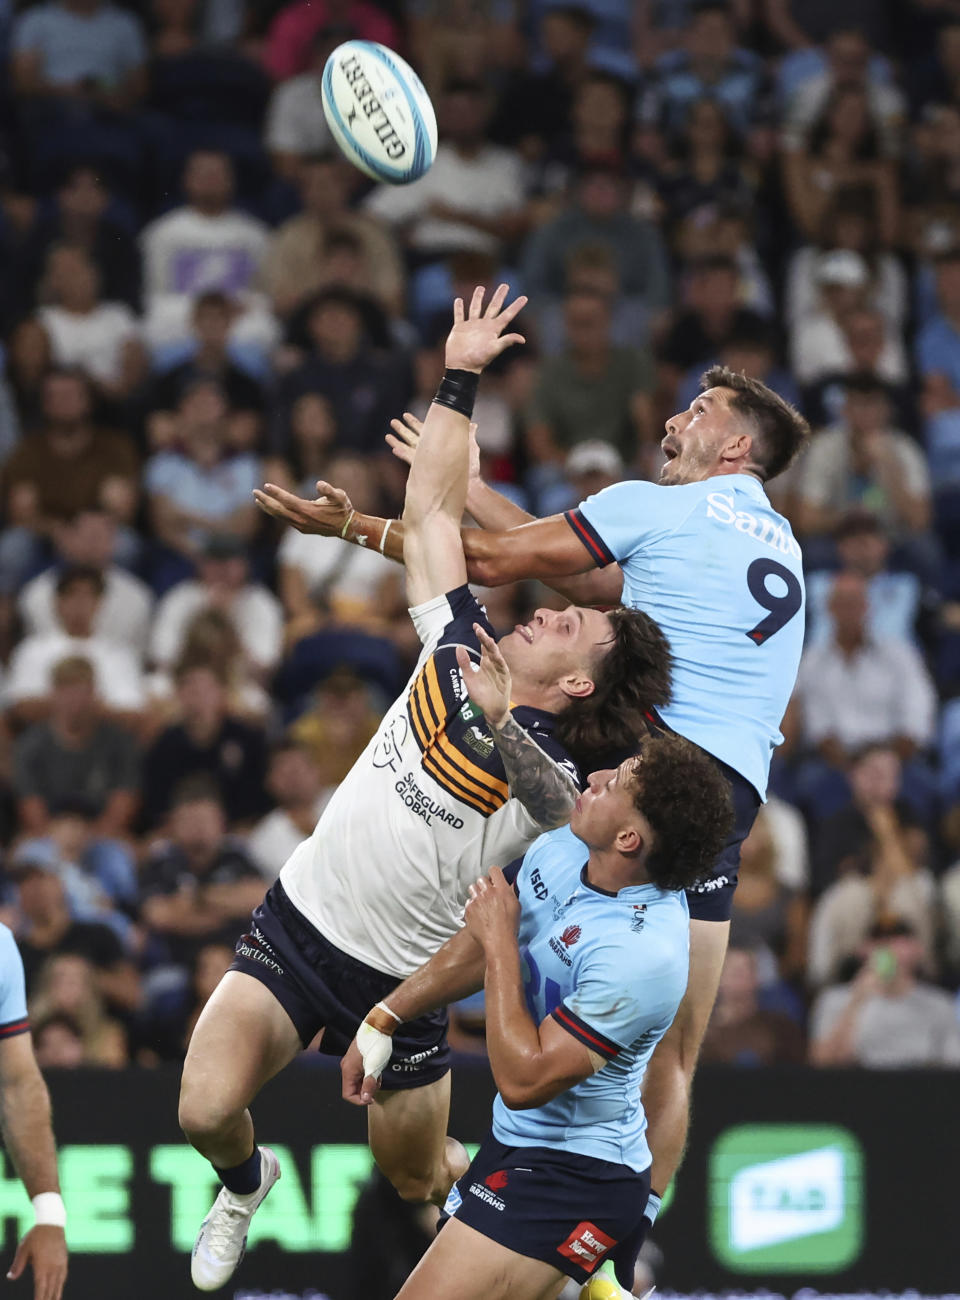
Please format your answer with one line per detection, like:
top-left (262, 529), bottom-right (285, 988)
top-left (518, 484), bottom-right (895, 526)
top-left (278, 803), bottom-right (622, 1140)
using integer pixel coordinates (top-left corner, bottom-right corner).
top-left (490, 715), bottom-right (578, 829)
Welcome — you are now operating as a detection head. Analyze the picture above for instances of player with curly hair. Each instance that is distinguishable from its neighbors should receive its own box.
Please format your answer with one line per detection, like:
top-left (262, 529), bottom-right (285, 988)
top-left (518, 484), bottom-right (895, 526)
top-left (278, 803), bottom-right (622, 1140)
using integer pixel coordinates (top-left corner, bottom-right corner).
top-left (342, 727), bottom-right (733, 1300)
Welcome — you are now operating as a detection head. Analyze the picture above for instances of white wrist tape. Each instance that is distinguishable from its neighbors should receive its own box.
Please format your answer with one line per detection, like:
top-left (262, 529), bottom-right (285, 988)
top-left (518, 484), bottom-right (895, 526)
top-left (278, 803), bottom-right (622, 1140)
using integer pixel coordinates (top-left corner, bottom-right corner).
top-left (374, 1000), bottom-right (402, 1025)
top-left (379, 519), bottom-right (392, 556)
top-left (355, 1021), bottom-right (395, 1082)
top-left (32, 1193), bottom-right (66, 1228)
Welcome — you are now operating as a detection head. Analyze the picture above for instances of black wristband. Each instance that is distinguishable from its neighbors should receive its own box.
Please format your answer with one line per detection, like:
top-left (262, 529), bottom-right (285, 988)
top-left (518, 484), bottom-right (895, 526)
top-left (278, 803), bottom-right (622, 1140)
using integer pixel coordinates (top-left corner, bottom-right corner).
top-left (432, 368), bottom-right (480, 419)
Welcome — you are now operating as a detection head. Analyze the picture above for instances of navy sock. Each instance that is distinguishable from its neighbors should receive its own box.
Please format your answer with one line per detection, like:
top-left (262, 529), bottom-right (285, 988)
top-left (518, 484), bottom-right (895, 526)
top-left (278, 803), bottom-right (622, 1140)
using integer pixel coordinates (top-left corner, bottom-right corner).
top-left (215, 1147), bottom-right (262, 1196)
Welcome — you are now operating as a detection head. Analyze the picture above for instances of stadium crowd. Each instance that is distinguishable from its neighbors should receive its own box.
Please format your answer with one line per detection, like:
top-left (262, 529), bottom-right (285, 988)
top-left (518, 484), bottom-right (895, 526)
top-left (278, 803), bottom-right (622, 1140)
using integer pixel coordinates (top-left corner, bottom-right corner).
top-left (0, 0), bottom-right (959, 1072)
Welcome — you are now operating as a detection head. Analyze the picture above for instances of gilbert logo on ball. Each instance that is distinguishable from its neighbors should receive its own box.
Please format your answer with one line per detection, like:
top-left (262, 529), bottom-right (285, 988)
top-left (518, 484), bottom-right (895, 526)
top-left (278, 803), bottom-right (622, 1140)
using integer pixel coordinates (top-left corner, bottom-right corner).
top-left (322, 41), bottom-right (438, 185)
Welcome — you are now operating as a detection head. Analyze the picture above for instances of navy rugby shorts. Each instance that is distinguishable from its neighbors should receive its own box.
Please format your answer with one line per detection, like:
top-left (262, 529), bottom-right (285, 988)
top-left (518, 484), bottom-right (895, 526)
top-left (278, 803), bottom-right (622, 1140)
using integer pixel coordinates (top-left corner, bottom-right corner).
top-left (685, 753), bottom-right (761, 922)
top-left (441, 1132), bottom-right (650, 1285)
top-left (229, 882), bottom-right (450, 1090)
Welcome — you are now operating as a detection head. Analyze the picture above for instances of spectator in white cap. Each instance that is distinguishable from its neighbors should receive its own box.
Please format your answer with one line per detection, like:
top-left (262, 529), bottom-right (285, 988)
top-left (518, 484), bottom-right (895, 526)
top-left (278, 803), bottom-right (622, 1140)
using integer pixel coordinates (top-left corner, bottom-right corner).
top-left (538, 439), bottom-right (625, 517)
top-left (791, 250), bottom-right (907, 385)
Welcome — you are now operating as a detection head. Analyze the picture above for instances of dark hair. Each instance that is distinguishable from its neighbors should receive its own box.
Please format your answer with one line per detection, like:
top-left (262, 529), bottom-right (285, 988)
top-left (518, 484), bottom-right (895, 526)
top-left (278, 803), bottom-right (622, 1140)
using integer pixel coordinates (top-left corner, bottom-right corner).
top-left (809, 86), bottom-right (879, 162)
top-left (833, 508), bottom-right (884, 541)
top-left (554, 607), bottom-right (672, 774)
top-left (33, 1011), bottom-right (84, 1043)
top-left (700, 364), bottom-right (810, 482)
top-left (633, 734), bottom-right (734, 892)
top-left (55, 565), bottom-right (105, 598)
top-left (193, 291), bottom-right (232, 314)
top-left (169, 773), bottom-right (223, 810)
top-left (842, 371), bottom-right (889, 399)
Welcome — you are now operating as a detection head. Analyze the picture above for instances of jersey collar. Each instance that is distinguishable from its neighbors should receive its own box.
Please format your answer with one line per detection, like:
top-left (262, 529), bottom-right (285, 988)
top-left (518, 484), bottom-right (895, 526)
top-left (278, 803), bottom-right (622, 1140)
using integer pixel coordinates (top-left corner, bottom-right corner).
top-left (510, 704), bottom-right (557, 735)
top-left (579, 863), bottom-right (668, 901)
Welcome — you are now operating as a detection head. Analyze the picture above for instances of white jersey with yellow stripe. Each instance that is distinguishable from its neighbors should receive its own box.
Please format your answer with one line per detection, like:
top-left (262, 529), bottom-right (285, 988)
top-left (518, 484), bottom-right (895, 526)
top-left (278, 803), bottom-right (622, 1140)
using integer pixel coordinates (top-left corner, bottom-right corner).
top-left (279, 585), bottom-right (580, 980)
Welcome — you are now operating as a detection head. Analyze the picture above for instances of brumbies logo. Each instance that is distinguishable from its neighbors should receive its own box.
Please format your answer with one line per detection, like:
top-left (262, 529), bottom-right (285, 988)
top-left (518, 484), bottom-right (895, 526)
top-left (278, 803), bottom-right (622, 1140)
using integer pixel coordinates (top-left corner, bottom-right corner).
top-left (560, 925), bottom-right (581, 947)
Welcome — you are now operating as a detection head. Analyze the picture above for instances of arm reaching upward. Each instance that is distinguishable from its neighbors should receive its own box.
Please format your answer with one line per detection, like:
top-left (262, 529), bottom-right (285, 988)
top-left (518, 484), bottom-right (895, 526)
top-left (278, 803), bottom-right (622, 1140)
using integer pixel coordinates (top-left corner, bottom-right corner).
top-left (401, 284), bottom-right (526, 606)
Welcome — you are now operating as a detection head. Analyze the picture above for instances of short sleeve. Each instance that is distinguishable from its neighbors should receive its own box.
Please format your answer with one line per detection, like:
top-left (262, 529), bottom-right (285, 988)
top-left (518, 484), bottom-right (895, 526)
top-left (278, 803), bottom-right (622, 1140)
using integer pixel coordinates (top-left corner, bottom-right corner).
top-left (408, 584), bottom-right (493, 655)
top-left (568, 480), bottom-right (685, 568)
top-left (552, 938), bottom-right (678, 1061)
top-left (0, 926), bottom-right (29, 1038)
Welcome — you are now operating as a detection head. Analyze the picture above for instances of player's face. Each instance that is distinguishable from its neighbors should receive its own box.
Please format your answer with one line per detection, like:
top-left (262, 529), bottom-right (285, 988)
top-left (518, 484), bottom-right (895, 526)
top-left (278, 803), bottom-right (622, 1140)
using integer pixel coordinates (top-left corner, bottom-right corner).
top-left (660, 387), bottom-right (741, 484)
top-left (498, 605), bottom-right (613, 697)
top-left (570, 757), bottom-right (643, 850)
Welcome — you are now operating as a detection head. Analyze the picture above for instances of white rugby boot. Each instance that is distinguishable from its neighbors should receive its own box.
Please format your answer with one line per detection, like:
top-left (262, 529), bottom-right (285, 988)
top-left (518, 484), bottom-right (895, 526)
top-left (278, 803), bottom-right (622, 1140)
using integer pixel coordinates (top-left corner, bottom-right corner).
top-left (191, 1146), bottom-right (281, 1291)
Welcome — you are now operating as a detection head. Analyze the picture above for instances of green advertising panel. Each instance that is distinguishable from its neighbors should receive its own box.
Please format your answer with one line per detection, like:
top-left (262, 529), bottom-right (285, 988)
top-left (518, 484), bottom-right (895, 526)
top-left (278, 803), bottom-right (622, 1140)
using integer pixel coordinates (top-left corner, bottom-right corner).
top-left (709, 1124), bottom-right (864, 1273)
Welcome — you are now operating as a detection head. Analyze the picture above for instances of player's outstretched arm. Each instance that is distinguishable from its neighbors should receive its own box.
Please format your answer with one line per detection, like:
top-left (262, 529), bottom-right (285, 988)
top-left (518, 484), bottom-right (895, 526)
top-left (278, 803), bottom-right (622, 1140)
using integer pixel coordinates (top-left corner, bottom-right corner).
top-left (0, 1035), bottom-right (68, 1300)
top-left (465, 869), bottom-right (602, 1110)
top-left (456, 624), bottom-right (577, 830)
top-left (342, 925), bottom-right (487, 1106)
top-left (402, 284), bottom-right (526, 607)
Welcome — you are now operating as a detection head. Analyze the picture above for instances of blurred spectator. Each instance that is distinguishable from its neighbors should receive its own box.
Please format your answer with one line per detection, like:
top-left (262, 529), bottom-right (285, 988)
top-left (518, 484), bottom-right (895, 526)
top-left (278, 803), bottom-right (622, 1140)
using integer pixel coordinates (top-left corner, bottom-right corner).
top-left (790, 252), bottom-right (907, 385)
top-left (262, 154), bottom-right (405, 320)
top-left (144, 380), bottom-right (259, 568)
top-left (654, 99), bottom-right (757, 228)
top-left (365, 80), bottom-right (526, 262)
top-left (277, 452), bottom-right (400, 643)
top-left (29, 953), bottom-right (128, 1065)
top-left (175, 941), bottom-right (235, 1055)
top-left (805, 512), bottom-right (922, 648)
top-left (139, 777), bottom-right (264, 965)
top-left (12, 165), bottom-right (141, 319)
top-left (674, 322), bottom-right (800, 416)
top-left (447, 989), bottom-right (488, 1057)
top-left (640, 2), bottom-right (767, 136)
top-left (290, 669), bottom-right (382, 786)
top-left (264, 2), bottom-right (399, 83)
top-left (490, 4), bottom-right (594, 155)
top-left (9, 858), bottom-right (132, 998)
top-left (36, 245), bottom-right (146, 402)
top-left (801, 306), bottom-right (915, 433)
top-left (264, 32), bottom-right (333, 178)
top-left (657, 253), bottom-right (768, 393)
top-left (246, 740), bottom-right (329, 880)
top-left (10, 0), bottom-right (147, 112)
top-left (150, 536), bottom-right (283, 679)
top-left (141, 663), bottom-right (269, 827)
top-left (785, 191), bottom-right (907, 337)
top-left (811, 744), bottom-right (923, 897)
top-left (347, 1168), bottom-right (438, 1300)
top-left (671, 202), bottom-right (775, 319)
top-left (12, 654), bottom-right (139, 837)
top-left (781, 85), bottom-right (899, 247)
top-left (537, 438), bottom-right (624, 518)
top-left (32, 1010), bottom-right (86, 1067)
top-left (917, 248), bottom-right (960, 415)
top-left (807, 810), bottom-right (937, 988)
top-left (795, 572), bottom-right (937, 771)
top-left (793, 377), bottom-right (932, 540)
top-left (271, 289), bottom-right (409, 457)
top-left (526, 288), bottom-right (654, 468)
top-left (146, 292), bottom-right (265, 454)
top-left (139, 151), bottom-right (271, 348)
top-left (782, 28), bottom-right (904, 160)
top-left (522, 166), bottom-right (671, 322)
top-left (0, 369), bottom-right (139, 586)
top-left (6, 570), bottom-right (146, 723)
top-left (810, 920), bottom-right (960, 1066)
top-left (700, 945), bottom-right (804, 1066)
top-left (6, 319), bottom-right (52, 433)
top-left (730, 808), bottom-right (808, 983)
top-left (534, 70), bottom-right (634, 194)
top-left (18, 509), bottom-right (154, 656)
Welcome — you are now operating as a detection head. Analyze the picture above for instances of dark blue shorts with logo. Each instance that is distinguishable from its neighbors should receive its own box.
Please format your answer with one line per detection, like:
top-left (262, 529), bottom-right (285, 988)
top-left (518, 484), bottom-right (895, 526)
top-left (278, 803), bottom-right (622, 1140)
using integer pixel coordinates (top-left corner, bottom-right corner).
top-left (229, 882), bottom-right (450, 1090)
top-left (684, 753), bottom-right (761, 922)
top-left (441, 1131), bottom-right (650, 1285)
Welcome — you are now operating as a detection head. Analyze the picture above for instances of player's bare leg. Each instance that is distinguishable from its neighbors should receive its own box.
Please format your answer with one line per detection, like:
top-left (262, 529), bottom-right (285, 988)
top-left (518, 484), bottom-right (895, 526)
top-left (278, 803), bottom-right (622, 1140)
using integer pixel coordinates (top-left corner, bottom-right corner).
top-left (393, 1217), bottom-right (568, 1300)
top-left (642, 919), bottom-right (730, 1193)
top-left (178, 971), bottom-right (304, 1290)
top-left (367, 1072), bottom-right (470, 1206)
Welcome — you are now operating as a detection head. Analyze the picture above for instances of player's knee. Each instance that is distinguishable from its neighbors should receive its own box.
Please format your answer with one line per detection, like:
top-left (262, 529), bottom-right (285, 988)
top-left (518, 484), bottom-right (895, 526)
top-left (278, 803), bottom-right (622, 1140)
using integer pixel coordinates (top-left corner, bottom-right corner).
top-left (384, 1165), bottom-right (436, 1203)
top-left (178, 1082), bottom-right (236, 1145)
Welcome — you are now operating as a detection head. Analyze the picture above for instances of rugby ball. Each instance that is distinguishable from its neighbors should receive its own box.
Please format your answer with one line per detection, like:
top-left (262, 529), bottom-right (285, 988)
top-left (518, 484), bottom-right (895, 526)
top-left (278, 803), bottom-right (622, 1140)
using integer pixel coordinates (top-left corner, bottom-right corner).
top-left (322, 41), bottom-right (438, 185)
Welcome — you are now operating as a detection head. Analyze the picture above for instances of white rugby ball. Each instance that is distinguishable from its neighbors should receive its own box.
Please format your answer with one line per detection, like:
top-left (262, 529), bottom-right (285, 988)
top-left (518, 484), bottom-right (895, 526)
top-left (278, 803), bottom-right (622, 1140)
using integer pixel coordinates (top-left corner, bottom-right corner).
top-left (322, 41), bottom-right (438, 186)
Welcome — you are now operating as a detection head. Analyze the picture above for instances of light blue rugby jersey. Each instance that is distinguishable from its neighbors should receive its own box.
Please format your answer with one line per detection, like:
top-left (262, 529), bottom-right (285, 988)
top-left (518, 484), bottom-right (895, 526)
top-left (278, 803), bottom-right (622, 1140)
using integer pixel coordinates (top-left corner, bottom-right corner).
top-left (0, 924), bottom-right (29, 1040)
top-left (491, 826), bottom-right (690, 1172)
top-left (568, 474), bottom-right (805, 797)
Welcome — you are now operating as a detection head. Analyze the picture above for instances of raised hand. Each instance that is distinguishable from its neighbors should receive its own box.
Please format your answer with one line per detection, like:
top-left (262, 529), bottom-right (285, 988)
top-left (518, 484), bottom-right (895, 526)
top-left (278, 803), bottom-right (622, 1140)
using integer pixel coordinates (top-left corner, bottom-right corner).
top-left (455, 624), bottom-right (512, 728)
top-left (253, 479), bottom-right (354, 537)
top-left (445, 284), bottom-right (526, 374)
top-left (386, 412), bottom-right (481, 482)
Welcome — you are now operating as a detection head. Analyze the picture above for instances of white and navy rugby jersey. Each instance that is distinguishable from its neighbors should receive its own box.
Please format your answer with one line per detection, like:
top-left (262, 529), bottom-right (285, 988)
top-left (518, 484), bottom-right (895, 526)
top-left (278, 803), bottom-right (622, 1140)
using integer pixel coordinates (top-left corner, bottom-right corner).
top-left (280, 585), bottom-right (580, 979)
top-left (567, 475), bottom-right (804, 798)
top-left (492, 825), bottom-right (690, 1172)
